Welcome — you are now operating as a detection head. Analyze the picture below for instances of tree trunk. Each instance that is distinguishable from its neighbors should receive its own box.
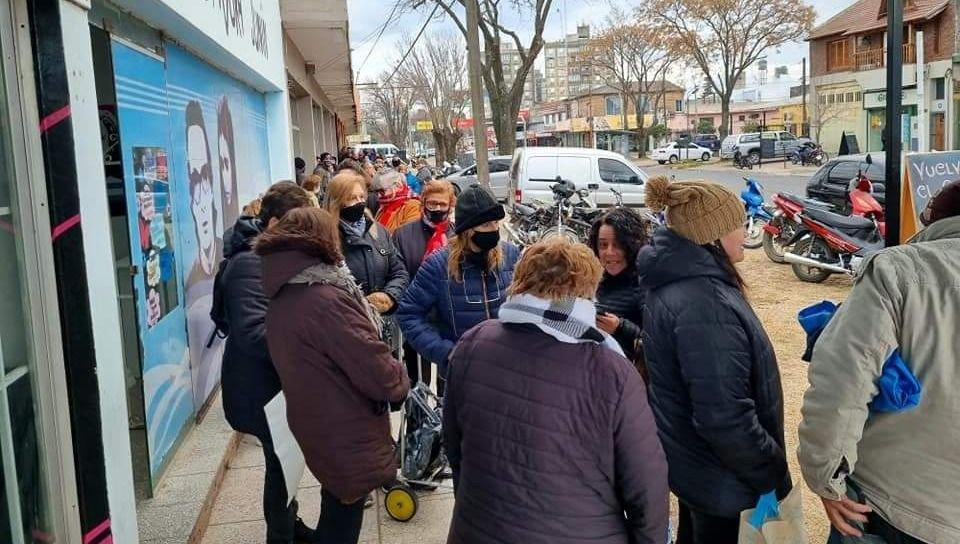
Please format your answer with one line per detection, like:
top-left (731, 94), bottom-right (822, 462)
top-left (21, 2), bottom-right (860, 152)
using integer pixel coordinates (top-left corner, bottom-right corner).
top-left (719, 93), bottom-right (733, 139)
top-left (634, 94), bottom-right (649, 154)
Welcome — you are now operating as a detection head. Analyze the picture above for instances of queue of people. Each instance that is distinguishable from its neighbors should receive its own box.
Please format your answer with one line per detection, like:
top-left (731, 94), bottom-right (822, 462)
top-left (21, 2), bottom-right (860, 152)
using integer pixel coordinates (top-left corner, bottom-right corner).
top-left (214, 165), bottom-right (960, 544)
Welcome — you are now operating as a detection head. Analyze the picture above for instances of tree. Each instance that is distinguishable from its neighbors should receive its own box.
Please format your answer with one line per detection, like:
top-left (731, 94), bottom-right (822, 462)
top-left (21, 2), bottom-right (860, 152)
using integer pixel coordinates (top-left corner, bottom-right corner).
top-left (366, 70), bottom-right (415, 149)
top-left (649, 0), bottom-right (815, 138)
top-left (580, 15), bottom-right (676, 155)
top-left (397, 33), bottom-right (470, 164)
top-left (812, 97), bottom-right (844, 144)
top-left (696, 118), bottom-right (714, 135)
top-left (414, 0), bottom-right (554, 157)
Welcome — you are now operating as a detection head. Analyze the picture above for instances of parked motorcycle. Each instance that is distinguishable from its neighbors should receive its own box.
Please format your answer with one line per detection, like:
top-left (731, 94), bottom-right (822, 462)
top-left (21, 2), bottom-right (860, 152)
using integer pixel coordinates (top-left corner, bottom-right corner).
top-left (761, 192), bottom-right (835, 263)
top-left (505, 178), bottom-right (597, 248)
top-left (790, 143), bottom-right (827, 166)
top-left (740, 178), bottom-right (774, 249)
top-left (733, 149), bottom-right (754, 170)
top-left (782, 205), bottom-right (885, 283)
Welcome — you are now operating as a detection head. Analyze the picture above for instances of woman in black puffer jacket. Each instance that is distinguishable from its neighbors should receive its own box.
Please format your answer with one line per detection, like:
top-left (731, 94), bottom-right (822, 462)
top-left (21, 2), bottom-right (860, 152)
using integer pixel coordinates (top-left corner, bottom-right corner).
top-left (587, 208), bottom-right (654, 362)
top-left (637, 177), bottom-right (791, 544)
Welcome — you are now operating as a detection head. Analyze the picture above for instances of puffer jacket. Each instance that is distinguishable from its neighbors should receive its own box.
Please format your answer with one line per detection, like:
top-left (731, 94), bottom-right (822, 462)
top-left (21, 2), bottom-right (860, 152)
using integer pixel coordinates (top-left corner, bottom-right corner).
top-left (340, 219), bottom-right (408, 308)
top-left (261, 249), bottom-right (410, 503)
top-left (637, 227), bottom-right (791, 518)
top-left (218, 217), bottom-right (278, 440)
top-left (596, 270), bottom-right (645, 361)
top-left (444, 320), bottom-right (669, 544)
top-left (799, 217), bottom-right (960, 544)
top-left (396, 243), bottom-right (520, 374)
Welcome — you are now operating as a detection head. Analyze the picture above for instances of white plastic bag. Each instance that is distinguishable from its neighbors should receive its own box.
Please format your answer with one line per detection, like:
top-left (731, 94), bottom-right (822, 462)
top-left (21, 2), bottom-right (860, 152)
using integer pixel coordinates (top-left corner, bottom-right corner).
top-left (264, 392), bottom-right (305, 506)
top-left (738, 485), bottom-right (808, 544)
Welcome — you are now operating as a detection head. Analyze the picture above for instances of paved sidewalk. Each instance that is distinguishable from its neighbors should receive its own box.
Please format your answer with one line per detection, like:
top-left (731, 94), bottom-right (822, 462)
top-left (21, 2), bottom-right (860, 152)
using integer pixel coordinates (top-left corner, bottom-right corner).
top-left (201, 431), bottom-right (455, 544)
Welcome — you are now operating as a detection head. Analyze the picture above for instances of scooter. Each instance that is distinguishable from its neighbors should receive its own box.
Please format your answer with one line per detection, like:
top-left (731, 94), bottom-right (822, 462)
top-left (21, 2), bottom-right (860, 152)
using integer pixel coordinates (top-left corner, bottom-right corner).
top-left (740, 178), bottom-right (774, 249)
top-left (790, 143), bottom-right (827, 166)
top-left (761, 193), bottom-right (835, 263)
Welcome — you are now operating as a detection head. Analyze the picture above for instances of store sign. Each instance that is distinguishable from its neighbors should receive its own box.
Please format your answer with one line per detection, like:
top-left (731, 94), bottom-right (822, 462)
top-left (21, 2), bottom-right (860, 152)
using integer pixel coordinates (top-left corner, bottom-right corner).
top-left (863, 88), bottom-right (918, 109)
top-left (416, 120), bottom-right (434, 131)
top-left (457, 118), bottom-right (475, 129)
top-left (110, 0), bottom-right (284, 89)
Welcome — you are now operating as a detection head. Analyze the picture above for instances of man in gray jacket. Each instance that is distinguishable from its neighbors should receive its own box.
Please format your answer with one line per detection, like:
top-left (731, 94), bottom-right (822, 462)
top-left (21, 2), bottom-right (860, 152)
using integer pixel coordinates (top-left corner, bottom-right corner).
top-left (799, 181), bottom-right (960, 543)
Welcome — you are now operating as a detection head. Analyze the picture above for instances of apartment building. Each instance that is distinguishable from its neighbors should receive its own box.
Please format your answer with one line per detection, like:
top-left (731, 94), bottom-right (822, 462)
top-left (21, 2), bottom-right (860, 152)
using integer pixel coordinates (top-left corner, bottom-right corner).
top-left (543, 25), bottom-right (605, 102)
top-left (809, 0), bottom-right (956, 153)
top-left (501, 41), bottom-right (539, 109)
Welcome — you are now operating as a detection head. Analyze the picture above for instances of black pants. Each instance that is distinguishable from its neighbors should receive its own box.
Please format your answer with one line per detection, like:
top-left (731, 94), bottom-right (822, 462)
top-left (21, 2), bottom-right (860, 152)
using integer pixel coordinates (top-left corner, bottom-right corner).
top-left (402, 342), bottom-right (432, 385)
top-left (676, 502), bottom-right (739, 544)
top-left (262, 440), bottom-right (299, 544)
top-left (827, 513), bottom-right (929, 544)
top-left (314, 488), bottom-right (365, 544)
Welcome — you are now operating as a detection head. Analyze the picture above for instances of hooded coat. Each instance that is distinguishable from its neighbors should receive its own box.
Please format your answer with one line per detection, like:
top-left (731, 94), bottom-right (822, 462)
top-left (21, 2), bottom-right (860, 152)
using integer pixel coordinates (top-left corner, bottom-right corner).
top-left (637, 228), bottom-right (791, 518)
top-left (260, 249), bottom-right (410, 502)
top-left (218, 216), bottom-right (278, 440)
top-left (339, 219), bottom-right (408, 306)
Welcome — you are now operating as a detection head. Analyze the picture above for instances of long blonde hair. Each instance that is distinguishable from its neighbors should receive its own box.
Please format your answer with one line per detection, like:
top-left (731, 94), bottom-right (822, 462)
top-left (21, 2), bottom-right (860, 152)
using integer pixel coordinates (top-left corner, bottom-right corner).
top-left (323, 171), bottom-right (367, 223)
top-left (447, 231), bottom-right (503, 280)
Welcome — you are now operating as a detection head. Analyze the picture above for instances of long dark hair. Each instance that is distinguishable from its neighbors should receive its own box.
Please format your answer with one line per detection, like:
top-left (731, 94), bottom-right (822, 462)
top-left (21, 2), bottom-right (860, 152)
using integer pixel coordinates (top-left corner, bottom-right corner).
top-left (705, 242), bottom-right (746, 292)
top-left (588, 208), bottom-right (654, 276)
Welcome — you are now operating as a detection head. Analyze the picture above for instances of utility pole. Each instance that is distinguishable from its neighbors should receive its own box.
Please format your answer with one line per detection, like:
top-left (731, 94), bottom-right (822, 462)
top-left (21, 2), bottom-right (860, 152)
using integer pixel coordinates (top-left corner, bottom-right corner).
top-left (801, 57), bottom-right (807, 137)
top-left (885, 0), bottom-right (903, 246)
top-left (465, 0), bottom-right (490, 188)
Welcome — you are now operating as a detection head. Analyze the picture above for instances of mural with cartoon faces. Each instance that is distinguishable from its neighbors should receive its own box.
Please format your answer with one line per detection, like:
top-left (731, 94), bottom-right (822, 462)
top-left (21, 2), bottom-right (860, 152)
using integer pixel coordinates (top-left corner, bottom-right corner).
top-left (217, 97), bottom-right (239, 228)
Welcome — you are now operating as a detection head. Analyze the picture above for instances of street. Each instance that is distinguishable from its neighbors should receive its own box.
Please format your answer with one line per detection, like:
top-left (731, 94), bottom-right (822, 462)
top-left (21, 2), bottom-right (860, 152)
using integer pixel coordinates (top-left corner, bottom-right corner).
top-left (639, 159), bottom-right (820, 200)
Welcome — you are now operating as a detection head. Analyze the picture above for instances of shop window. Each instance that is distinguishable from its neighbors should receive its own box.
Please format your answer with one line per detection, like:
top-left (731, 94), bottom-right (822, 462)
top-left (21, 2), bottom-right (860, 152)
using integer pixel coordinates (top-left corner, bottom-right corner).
top-left (845, 92), bottom-right (855, 102)
top-left (935, 78), bottom-right (946, 100)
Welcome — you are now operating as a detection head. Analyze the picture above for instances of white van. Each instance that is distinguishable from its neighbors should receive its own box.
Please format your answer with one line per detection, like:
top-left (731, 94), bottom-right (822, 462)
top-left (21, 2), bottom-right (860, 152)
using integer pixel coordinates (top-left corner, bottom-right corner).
top-left (509, 147), bottom-right (648, 206)
top-left (357, 143), bottom-right (401, 158)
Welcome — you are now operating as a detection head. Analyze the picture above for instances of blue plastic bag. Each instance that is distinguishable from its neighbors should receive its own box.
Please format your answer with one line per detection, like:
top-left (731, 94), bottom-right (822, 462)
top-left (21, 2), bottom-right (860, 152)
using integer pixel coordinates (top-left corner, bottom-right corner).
top-left (798, 300), bottom-right (838, 362)
top-left (748, 490), bottom-right (780, 529)
top-left (869, 350), bottom-right (922, 413)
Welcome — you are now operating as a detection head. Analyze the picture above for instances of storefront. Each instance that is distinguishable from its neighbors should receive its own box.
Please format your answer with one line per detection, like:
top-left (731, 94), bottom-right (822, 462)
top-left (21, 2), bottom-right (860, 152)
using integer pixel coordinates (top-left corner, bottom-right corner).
top-left (864, 88), bottom-right (918, 152)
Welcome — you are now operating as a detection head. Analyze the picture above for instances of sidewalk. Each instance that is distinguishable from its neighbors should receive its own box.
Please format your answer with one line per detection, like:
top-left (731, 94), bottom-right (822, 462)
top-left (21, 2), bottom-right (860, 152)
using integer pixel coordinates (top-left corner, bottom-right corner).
top-left (201, 423), bottom-right (455, 544)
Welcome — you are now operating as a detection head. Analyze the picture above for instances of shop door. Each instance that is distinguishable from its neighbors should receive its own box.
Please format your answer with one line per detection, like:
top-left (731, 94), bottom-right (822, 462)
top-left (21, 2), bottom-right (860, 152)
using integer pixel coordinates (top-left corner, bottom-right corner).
top-left (932, 113), bottom-right (946, 151)
top-left (107, 38), bottom-right (195, 487)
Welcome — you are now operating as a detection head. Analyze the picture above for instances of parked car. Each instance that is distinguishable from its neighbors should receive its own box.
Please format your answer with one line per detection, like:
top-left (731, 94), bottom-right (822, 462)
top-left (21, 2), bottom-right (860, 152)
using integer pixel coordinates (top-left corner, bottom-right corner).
top-left (509, 147), bottom-right (648, 207)
top-left (693, 134), bottom-right (721, 152)
top-left (445, 155), bottom-right (513, 201)
top-left (806, 153), bottom-right (886, 213)
top-left (721, 131), bottom-right (813, 164)
top-left (650, 141), bottom-right (713, 164)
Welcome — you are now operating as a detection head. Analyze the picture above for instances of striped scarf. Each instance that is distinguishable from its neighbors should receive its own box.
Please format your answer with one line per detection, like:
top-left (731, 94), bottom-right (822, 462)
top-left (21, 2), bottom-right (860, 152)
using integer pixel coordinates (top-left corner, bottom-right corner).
top-left (498, 294), bottom-right (624, 356)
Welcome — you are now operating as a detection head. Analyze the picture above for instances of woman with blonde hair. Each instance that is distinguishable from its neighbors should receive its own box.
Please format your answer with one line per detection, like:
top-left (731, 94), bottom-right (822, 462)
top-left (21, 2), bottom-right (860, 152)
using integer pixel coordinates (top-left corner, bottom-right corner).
top-left (323, 171), bottom-right (408, 320)
top-left (397, 186), bottom-right (520, 385)
top-left (443, 238), bottom-right (669, 543)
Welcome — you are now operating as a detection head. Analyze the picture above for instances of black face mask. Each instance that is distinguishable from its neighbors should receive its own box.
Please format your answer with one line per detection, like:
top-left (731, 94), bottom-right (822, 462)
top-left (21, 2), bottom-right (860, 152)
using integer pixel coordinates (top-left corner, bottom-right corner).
top-left (425, 209), bottom-right (449, 224)
top-left (341, 202), bottom-right (366, 223)
top-left (471, 230), bottom-right (500, 252)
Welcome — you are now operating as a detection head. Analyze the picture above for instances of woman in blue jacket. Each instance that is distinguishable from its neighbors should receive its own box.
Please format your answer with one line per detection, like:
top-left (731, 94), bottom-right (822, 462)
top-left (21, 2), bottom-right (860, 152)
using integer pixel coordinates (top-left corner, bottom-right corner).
top-left (637, 177), bottom-right (791, 544)
top-left (397, 186), bottom-right (520, 383)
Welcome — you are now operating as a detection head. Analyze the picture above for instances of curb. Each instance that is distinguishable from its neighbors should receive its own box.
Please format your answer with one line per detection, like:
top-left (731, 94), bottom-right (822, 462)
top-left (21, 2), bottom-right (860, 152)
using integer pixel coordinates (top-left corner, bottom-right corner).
top-left (188, 431), bottom-right (242, 544)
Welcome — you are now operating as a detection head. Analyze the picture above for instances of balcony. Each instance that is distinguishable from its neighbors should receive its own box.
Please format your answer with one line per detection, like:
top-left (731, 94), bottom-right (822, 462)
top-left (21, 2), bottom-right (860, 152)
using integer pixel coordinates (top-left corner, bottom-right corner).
top-left (850, 43), bottom-right (918, 72)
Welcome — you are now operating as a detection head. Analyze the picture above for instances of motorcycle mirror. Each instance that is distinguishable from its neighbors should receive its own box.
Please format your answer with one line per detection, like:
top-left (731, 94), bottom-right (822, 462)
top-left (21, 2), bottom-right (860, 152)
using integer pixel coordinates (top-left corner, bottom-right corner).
top-left (865, 154), bottom-right (873, 165)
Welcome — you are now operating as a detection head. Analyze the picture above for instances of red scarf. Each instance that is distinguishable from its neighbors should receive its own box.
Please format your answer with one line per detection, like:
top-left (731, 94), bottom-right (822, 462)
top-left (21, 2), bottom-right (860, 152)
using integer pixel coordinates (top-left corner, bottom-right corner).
top-left (423, 218), bottom-right (449, 262)
top-left (377, 184), bottom-right (413, 227)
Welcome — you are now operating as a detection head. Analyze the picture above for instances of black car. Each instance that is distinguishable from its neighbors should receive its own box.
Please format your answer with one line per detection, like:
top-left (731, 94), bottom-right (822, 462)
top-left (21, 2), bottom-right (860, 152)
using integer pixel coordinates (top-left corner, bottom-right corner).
top-left (806, 153), bottom-right (886, 213)
top-left (693, 134), bottom-right (721, 152)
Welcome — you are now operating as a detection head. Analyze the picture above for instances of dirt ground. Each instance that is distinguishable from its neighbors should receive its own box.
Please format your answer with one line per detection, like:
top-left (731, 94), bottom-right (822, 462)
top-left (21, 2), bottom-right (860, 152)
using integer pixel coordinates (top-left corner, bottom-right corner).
top-left (736, 247), bottom-right (853, 542)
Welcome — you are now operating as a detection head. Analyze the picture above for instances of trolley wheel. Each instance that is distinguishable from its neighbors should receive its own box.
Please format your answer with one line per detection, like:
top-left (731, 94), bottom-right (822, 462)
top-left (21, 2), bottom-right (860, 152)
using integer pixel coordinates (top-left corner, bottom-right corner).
top-left (385, 485), bottom-right (418, 522)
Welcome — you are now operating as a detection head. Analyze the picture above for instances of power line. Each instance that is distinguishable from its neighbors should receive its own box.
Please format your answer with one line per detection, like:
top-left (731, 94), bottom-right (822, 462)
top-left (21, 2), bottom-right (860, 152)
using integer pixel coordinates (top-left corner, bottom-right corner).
top-left (313, 1), bottom-right (404, 75)
top-left (382, 2), bottom-right (441, 85)
top-left (355, 1), bottom-right (403, 77)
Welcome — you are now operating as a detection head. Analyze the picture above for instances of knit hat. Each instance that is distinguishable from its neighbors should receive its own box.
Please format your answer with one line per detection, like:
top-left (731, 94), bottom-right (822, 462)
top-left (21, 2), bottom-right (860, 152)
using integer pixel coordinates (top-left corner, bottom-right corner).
top-left (645, 176), bottom-right (746, 245)
top-left (454, 185), bottom-right (505, 234)
top-left (921, 180), bottom-right (960, 226)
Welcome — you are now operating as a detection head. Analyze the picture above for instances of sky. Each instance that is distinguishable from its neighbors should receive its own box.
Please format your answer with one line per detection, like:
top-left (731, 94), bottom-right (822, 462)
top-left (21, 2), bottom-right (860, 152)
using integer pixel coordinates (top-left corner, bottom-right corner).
top-left (347, 0), bottom-right (852, 89)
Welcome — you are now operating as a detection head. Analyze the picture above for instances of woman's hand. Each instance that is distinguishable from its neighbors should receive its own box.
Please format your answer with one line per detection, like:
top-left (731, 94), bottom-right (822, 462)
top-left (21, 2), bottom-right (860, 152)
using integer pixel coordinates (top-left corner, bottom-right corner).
top-left (596, 313), bottom-right (620, 334)
top-left (821, 495), bottom-right (872, 537)
top-left (367, 292), bottom-right (394, 313)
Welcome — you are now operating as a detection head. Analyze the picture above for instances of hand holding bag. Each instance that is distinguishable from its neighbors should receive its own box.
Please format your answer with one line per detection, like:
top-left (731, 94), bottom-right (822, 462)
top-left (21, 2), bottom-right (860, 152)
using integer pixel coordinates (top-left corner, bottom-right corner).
top-left (738, 485), bottom-right (808, 544)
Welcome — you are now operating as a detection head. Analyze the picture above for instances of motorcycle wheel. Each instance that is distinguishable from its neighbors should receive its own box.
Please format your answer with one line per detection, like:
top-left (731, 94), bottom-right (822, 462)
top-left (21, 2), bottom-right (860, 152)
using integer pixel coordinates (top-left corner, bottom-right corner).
top-left (743, 218), bottom-right (766, 249)
top-left (762, 229), bottom-right (788, 264)
top-left (790, 237), bottom-right (833, 284)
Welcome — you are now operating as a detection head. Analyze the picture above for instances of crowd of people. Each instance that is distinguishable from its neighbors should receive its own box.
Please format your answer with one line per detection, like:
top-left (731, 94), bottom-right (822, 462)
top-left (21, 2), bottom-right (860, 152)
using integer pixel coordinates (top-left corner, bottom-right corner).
top-left (213, 150), bottom-right (960, 544)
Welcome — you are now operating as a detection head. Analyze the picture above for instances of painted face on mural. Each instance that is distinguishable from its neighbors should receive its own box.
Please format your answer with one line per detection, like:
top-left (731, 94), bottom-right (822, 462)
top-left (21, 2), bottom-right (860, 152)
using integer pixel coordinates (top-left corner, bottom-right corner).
top-left (188, 123), bottom-right (216, 274)
top-left (218, 133), bottom-right (233, 204)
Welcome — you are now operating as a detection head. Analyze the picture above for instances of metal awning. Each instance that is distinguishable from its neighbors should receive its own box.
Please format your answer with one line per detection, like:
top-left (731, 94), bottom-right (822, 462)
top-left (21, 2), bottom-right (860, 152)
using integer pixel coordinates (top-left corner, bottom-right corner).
top-left (281, 0), bottom-right (358, 132)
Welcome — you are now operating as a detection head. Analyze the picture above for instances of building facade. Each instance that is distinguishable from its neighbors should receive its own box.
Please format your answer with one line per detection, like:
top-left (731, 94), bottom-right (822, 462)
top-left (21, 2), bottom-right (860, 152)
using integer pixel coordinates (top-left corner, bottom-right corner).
top-left (500, 41), bottom-right (538, 110)
top-left (0, 1), bottom-right (355, 543)
top-left (543, 25), bottom-right (604, 102)
top-left (809, 0), bottom-right (956, 154)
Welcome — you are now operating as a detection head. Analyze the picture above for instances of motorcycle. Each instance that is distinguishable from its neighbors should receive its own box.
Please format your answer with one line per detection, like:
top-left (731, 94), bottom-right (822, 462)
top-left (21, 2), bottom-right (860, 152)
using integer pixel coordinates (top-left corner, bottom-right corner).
top-left (761, 192), bottom-right (835, 263)
top-left (740, 178), bottom-right (775, 249)
top-left (733, 149), bottom-right (754, 170)
top-left (505, 178), bottom-right (597, 248)
top-left (781, 204), bottom-right (885, 283)
top-left (790, 143), bottom-right (827, 166)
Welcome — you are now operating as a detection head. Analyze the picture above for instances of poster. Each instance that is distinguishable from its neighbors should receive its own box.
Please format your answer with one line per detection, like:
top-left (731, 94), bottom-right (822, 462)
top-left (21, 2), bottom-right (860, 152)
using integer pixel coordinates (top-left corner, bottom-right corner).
top-left (165, 42), bottom-right (271, 413)
top-left (902, 151), bottom-right (960, 241)
top-left (133, 147), bottom-right (178, 328)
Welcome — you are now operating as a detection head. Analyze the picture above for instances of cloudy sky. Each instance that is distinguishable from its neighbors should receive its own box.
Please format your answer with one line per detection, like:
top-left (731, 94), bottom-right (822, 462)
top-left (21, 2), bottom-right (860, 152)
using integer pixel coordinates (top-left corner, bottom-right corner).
top-left (347, 0), bottom-right (851, 87)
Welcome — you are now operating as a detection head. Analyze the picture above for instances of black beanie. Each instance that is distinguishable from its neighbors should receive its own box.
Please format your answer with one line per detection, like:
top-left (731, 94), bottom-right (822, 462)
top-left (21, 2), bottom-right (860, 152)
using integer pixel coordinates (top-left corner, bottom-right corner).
top-left (454, 185), bottom-right (505, 234)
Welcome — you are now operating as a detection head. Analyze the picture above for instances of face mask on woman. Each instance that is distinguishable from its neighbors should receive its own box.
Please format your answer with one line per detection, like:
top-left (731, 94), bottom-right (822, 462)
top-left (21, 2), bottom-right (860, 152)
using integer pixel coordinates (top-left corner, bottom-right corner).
top-left (426, 209), bottom-right (450, 224)
top-left (341, 202), bottom-right (366, 223)
top-left (472, 230), bottom-right (500, 252)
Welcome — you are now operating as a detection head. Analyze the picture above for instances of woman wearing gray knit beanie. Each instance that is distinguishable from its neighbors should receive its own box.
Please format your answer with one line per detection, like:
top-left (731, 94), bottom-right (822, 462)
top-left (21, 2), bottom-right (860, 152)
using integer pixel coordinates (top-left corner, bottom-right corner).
top-left (636, 176), bottom-right (791, 544)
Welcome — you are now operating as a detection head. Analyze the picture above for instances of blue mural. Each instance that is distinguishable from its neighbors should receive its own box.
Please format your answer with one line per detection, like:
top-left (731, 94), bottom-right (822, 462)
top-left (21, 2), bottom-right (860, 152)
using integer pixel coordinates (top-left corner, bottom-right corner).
top-left (111, 40), bottom-right (270, 478)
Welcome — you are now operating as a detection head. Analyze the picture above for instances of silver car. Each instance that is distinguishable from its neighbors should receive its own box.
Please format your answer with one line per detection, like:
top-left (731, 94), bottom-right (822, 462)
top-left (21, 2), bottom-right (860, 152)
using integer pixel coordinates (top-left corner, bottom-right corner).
top-left (444, 155), bottom-right (512, 201)
top-left (720, 131), bottom-right (813, 164)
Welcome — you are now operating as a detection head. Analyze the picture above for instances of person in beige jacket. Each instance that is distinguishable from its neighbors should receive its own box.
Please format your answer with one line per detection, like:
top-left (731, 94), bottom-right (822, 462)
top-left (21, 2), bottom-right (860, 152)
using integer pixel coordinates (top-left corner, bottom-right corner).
top-left (798, 181), bottom-right (960, 544)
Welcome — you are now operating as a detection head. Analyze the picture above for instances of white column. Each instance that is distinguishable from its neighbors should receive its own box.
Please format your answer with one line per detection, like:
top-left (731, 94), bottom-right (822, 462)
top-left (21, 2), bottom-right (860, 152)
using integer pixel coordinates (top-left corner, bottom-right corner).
top-left (265, 89), bottom-right (294, 182)
top-left (916, 31), bottom-right (926, 152)
top-left (58, 1), bottom-right (138, 541)
top-left (294, 96), bottom-right (316, 164)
